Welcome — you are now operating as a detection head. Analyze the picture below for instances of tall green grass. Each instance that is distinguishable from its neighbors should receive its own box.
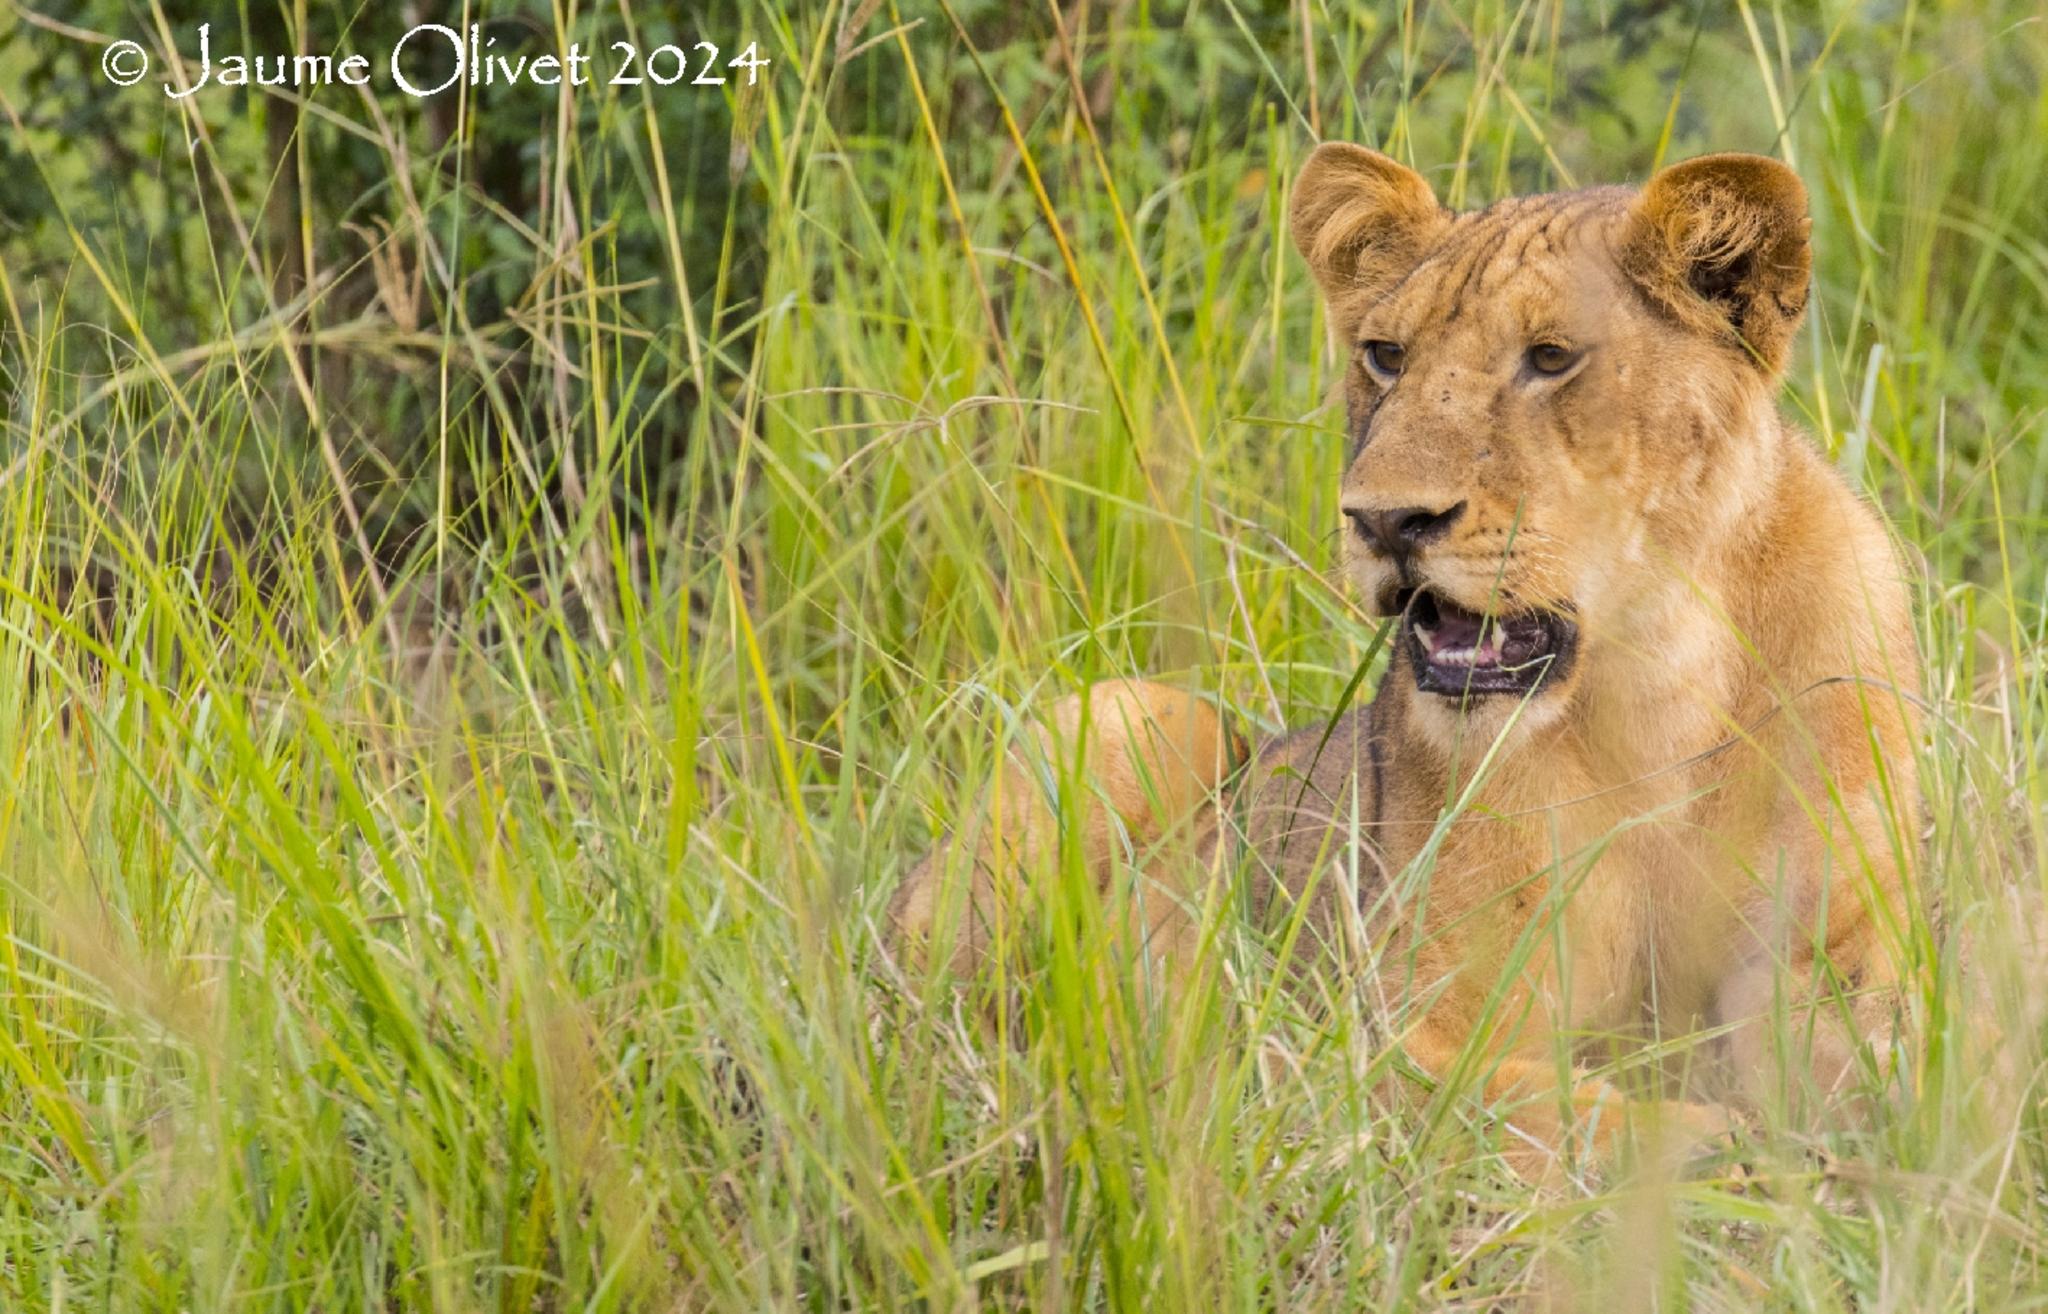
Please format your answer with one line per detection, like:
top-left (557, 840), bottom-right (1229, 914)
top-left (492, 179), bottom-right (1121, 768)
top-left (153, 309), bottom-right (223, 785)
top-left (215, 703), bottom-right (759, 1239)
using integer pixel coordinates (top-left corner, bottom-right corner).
top-left (1, 0), bottom-right (2045, 1308)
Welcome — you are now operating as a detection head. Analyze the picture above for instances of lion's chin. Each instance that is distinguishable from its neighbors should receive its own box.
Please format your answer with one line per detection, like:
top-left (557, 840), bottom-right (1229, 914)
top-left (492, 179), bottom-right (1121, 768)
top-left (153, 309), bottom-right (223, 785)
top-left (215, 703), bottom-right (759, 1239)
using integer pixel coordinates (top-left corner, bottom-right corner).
top-left (1391, 587), bottom-right (1579, 699)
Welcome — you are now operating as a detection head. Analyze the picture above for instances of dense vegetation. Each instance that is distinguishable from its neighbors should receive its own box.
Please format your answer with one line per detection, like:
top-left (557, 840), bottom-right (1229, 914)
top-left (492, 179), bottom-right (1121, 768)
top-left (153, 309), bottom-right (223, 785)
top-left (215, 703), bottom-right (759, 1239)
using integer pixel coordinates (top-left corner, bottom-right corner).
top-left (2, 0), bottom-right (2044, 1307)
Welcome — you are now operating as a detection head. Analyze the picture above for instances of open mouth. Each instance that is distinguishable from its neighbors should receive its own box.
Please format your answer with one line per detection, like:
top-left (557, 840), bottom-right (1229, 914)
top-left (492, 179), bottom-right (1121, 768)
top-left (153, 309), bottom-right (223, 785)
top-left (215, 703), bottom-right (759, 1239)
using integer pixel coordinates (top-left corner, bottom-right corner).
top-left (1395, 588), bottom-right (1577, 698)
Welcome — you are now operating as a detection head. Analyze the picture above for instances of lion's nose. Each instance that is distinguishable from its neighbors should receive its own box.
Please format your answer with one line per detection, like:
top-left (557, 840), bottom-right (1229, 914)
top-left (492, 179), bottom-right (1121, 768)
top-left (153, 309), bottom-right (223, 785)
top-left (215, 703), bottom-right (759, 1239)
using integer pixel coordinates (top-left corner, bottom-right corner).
top-left (1343, 501), bottom-right (1467, 558)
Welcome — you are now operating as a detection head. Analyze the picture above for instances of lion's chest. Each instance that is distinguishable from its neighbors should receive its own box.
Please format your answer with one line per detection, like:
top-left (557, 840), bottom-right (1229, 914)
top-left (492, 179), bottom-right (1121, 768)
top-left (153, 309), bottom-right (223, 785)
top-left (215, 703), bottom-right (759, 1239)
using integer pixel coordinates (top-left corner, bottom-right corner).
top-left (1422, 759), bottom-right (1746, 1040)
top-left (1562, 809), bottom-right (1736, 1034)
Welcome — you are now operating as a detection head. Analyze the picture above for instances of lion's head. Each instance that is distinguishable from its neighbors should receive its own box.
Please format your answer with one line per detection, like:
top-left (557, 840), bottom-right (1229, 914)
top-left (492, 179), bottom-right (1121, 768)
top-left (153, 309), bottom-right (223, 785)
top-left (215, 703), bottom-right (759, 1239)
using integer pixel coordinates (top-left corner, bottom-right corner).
top-left (1289, 143), bottom-right (1813, 741)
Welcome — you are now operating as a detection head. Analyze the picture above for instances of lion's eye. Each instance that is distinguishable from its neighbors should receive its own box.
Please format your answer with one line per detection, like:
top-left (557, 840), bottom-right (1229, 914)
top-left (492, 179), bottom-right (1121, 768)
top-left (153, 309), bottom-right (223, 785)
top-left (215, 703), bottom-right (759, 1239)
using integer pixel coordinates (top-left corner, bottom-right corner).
top-left (1362, 340), bottom-right (1407, 376)
top-left (1527, 342), bottom-right (1579, 375)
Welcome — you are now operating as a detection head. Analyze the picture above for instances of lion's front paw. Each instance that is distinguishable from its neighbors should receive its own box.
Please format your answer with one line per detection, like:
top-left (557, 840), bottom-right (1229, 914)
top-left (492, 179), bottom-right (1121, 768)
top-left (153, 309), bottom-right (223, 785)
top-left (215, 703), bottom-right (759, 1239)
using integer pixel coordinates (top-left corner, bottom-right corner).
top-left (1571, 1083), bottom-right (1747, 1163)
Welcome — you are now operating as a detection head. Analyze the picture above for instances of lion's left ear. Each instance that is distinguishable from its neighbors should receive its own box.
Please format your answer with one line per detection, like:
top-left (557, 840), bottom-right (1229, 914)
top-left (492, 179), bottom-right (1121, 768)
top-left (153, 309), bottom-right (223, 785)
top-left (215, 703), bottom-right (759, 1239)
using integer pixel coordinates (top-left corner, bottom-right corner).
top-left (1622, 153), bottom-right (1812, 374)
top-left (1289, 143), bottom-right (1446, 335)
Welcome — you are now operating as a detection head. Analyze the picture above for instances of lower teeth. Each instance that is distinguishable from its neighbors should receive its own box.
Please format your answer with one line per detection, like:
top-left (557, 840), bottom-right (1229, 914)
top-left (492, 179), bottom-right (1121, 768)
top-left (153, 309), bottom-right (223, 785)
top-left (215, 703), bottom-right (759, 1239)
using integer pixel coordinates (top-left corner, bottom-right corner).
top-left (1413, 612), bottom-right (1558, 676)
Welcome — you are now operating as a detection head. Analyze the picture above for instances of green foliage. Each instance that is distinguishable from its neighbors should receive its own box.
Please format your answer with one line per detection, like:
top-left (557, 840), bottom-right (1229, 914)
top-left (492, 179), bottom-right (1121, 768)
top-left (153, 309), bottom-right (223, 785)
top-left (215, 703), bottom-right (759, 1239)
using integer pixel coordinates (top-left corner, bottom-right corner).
top-left (0, 0), bottom-right (2045, 1308)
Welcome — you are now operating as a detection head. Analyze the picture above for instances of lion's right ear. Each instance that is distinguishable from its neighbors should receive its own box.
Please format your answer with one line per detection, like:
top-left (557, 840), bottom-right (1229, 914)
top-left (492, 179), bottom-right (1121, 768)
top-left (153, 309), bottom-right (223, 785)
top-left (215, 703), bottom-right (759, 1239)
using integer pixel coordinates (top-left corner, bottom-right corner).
top-left (1288, 143), bottom-right (1445, 322)
top-left (1622, 153), bottom-right (1812, 374)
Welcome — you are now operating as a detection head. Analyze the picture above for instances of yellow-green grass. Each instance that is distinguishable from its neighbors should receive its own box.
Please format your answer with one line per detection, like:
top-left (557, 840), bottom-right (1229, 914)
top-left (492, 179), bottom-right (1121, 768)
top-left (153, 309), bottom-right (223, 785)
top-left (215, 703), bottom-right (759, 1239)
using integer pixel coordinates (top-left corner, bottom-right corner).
top-left (1, 0), bottom-right (2045, 1308)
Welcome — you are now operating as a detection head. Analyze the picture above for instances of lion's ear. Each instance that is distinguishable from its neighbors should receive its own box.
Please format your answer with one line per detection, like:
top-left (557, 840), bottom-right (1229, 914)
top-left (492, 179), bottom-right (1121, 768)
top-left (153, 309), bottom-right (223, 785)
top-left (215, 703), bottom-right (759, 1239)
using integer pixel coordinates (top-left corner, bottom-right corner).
top-left (1624, 153), bottom-right (1812, 374)
top-left (1288, 143), bottom-right (1444, 327)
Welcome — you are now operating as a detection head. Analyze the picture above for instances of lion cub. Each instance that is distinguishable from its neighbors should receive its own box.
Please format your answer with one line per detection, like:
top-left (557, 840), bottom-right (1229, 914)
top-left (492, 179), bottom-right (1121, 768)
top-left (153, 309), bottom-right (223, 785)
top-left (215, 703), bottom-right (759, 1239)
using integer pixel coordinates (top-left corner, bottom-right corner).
top-left (892, 145), bottom-right (1923, 1154)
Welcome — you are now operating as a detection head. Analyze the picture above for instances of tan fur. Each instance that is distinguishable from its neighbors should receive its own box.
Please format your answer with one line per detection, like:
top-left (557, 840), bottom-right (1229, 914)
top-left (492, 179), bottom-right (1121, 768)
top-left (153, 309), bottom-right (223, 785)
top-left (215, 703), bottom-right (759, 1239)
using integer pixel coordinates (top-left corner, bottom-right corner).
top-left (891, 146), bottom-right (1923, 1157)
top-left (890, 681), bottom-right (1243, 981)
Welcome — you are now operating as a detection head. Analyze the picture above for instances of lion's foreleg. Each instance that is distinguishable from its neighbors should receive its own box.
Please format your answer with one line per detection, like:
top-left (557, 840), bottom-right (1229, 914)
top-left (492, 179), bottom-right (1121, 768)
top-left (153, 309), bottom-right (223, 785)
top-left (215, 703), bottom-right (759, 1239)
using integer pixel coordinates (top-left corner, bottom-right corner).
top-left (1717, 773), bottom-right (1919, 1119)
